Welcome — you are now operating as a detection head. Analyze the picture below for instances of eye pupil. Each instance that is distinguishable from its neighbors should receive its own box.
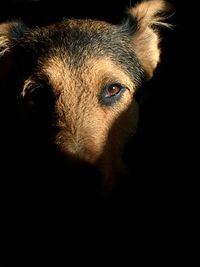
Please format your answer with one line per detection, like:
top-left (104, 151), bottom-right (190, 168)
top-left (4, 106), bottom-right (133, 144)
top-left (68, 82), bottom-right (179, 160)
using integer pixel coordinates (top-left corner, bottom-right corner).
top-left (99, 82), bottom-right (126, 106)
top-left (107, 84), bottom-right (121, 97)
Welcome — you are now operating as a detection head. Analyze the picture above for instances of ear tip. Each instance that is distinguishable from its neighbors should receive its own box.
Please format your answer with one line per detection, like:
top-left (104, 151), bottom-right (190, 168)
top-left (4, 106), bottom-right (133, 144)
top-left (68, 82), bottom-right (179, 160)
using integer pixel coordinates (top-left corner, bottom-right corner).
top-left (124, 0), bottom-right (173, 80)
top-left (126, 0), bottom-right (174, 31)
top-left (128, 0), bottom-right (174, 14)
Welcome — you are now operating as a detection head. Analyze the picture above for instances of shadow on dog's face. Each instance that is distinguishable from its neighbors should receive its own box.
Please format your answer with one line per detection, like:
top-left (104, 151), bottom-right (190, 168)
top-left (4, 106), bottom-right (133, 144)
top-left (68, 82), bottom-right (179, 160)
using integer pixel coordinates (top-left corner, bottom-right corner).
top-left (0, 0), bottom-right (172, 214)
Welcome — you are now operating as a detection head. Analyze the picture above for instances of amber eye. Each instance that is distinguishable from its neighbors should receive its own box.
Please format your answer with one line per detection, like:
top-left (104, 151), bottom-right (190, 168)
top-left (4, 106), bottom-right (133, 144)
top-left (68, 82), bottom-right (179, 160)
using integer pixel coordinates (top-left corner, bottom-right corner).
top-left (105, 84), bottom-right (123, 97)
top-left (99, 83), bottom-right (126, 106)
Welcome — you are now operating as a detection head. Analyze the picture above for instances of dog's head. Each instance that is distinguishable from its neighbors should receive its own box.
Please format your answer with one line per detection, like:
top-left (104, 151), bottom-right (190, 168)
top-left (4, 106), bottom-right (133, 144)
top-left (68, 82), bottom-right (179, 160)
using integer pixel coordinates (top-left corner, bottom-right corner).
top-left (0, 0), bottom-right (171, 187)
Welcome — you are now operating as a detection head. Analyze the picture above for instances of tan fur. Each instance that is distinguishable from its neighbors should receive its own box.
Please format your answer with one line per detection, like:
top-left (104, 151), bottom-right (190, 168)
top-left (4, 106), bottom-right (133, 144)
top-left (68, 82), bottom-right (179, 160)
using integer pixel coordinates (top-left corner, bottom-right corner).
top-left (0, 0), bottom-right (172, 188)
top-left (0, 22), bottom-right (18, 79)
top-left (0, 22), bottom-right (17, 56)
top-left (23, 56), bottom-right (137, 182)
top-left (0, 36), bottom-right (9, 56)
top-left (21, 79), bottom-right (36, 97)
top-left (0, 23), bottom-right (10, 56)
top-left (129, 0), bottom-right (172, 78)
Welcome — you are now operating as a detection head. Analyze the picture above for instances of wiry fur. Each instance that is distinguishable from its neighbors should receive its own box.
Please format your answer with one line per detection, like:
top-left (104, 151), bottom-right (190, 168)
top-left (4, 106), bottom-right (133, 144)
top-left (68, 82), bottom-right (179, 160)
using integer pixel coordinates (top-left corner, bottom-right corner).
top-left (0, 23), bottom-right (12, 56)
top-left (129, 0), bottom-right (172, 30)
top-left (0, 0), bottom-right (172, 192)
top-left (0, 21), bottom-right (27, 56)
top-left (128, 0), bottom-right (172, 78)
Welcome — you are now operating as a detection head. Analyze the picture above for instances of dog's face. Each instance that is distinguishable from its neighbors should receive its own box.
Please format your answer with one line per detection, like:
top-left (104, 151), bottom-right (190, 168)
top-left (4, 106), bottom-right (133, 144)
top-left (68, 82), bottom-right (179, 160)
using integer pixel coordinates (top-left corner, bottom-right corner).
top-left (0, 0), bottom-right (171, 187)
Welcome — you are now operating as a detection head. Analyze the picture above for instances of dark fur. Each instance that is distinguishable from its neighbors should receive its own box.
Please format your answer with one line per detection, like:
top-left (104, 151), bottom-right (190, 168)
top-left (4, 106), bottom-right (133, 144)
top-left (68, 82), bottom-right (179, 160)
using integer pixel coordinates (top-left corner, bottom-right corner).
top-left (0, 0), bottom-right (171, 216)
top-left (12, 19), bottom-right (144, 86)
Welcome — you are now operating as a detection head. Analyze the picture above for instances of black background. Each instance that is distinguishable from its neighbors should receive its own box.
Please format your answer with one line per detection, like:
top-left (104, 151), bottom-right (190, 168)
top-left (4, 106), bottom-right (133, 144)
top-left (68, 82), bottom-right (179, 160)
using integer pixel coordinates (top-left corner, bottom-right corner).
top-left (0, 0), bottom-right (194, 260)
top-left (0, 1), bottom-right (187, 211)
top-left (0, 0), bottom-right (186, 206)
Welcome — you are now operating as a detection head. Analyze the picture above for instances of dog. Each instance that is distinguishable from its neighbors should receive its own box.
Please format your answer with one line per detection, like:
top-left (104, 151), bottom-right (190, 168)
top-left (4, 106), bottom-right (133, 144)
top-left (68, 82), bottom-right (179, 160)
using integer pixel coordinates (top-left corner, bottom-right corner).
top-left (0, 0), bottom-right (172, 215)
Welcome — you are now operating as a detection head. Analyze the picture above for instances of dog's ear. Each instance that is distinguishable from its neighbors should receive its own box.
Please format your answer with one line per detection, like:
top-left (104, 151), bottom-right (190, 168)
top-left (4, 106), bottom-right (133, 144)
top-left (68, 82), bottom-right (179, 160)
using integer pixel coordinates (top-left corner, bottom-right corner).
top-left (0, 21), bottom-right (29, 80)
top-left (123, 0), bottom-right (172, 79)
top-left (0, 21), bottom-right (28, 56)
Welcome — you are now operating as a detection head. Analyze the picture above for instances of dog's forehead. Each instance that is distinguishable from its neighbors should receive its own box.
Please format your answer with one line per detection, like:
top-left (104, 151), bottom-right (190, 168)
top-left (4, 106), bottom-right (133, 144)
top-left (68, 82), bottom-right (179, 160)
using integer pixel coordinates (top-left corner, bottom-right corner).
top-left (20, 19), bottom-right (144, 86)
top-left (24, 19), bottom-right (124, 52)
top-left (41, 56), bottom-right (134, 93)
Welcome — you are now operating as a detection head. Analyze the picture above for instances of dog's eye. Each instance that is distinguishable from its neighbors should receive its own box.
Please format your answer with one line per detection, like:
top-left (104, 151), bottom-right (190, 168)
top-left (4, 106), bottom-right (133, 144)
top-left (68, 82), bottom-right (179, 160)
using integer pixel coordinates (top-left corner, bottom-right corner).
top-left (106, 84), bottom-right (123, 97)
top-left (24, 82), bottom-right (55, 114)
top-left (28, 84), bottom-right (43, 105)
top-left (29, 83), bottom-right (54, 103)
top-left (99, 83), bottom-right (126, 106)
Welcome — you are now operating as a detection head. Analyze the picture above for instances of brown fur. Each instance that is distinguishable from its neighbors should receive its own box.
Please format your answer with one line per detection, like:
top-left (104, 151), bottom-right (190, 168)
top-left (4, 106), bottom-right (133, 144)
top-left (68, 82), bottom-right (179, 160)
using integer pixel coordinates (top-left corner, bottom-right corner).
top-left (0, 22), bottom-right (20, 56)
top-left (0, 23), bottom-right (14, 78)
top-left (0, 0), bottom-right (172, 190)
top-left (128, 0), bottom-right (172, 78)
top-left (0, 23), bottom-right (10, 56)
top-left (22, 56), bottom-right (137, 184)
